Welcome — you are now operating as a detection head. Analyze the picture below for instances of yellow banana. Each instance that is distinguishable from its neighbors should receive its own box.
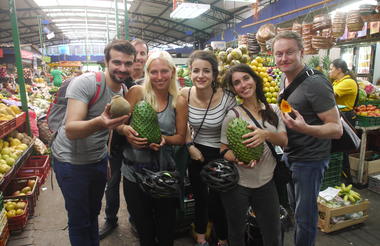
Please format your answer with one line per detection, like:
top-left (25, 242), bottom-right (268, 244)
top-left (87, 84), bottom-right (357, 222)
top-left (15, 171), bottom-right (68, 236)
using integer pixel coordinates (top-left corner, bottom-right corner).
top-left (348, 195), bottom-right (356, 203)
top-left (341, 183), bottom-right (346, 189)
top-left (343, 194), bottom-right (348, 202)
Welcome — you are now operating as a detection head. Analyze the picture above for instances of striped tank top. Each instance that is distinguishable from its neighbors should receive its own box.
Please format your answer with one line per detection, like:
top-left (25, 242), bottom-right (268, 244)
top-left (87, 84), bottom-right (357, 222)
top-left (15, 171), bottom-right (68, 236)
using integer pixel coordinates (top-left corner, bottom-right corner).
top-left (189, 89), bottom-right (236, 148)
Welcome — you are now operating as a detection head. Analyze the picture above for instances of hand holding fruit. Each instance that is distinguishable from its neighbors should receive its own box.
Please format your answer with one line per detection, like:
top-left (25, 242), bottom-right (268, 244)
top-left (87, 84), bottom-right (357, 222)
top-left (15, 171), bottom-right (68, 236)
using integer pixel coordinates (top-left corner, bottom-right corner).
top-left (242, 125), bottom-right (267, 148)
top-left (122, 125), bottom-right (148, 149)
top-left (281, 108), bottom-right (307, 132)
top-left (149, 136), bottom-right (166, 151)
top-left (100, 104), bottom-right (130, 129)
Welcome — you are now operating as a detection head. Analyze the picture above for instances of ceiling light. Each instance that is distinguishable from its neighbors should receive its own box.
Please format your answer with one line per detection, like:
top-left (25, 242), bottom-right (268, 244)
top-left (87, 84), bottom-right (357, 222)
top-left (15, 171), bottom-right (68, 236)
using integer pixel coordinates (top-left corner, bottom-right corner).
top-left (170, 2), bottom-right (210, 19)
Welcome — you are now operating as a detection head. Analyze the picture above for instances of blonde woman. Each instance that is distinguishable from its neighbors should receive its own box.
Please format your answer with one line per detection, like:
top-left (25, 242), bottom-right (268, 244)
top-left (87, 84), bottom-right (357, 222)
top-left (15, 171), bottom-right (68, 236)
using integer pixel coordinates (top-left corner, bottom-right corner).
top-left (117, 51), bottom-right (188, 246)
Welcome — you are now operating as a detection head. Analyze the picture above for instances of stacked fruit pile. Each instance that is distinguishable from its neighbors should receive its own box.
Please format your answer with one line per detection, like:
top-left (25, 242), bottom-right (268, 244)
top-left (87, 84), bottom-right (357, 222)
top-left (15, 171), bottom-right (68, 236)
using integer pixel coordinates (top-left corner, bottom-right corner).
top-left (0, 103), bottom-right (22, 121)
top-left (335, 183), bottom-right (362, 204)
top-left (215, 45), bottom-right (251, 80)
top-left (355, 104), bottom-right (380, 117)
top-left (249, 56), bottom-right (282, 103)
top-left (4, 199), bottom-right (27, 218)
top-left (0, 131), bottom-right (32, 178)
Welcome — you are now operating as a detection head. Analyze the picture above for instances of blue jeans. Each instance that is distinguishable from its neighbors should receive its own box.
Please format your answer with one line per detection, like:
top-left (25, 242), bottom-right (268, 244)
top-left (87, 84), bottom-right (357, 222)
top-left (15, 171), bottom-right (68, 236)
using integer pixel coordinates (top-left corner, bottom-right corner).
top-left (53, 157), bottom-right (108, 246)
top-left (284, 155), bottom-right (329, 246)
top-left (104, 150), bottom-right (123, 224)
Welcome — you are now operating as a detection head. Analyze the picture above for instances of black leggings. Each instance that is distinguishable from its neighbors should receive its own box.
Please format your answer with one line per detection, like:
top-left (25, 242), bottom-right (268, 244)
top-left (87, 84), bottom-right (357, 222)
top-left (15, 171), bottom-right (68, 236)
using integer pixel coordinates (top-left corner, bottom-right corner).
top-left (123, 177), bottom-right (177, 246)
top-left (221, 181), bottom-right (281, 246)
top-left (188, 143), bottom-right (228, 240)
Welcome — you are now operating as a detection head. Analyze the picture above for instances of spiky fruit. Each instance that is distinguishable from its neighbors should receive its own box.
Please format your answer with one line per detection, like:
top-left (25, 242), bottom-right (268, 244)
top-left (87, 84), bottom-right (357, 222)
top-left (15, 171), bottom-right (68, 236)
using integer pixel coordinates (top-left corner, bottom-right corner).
top-left (110, 95), bottom-right (131, 118)
top-left (226, 118), bottom-right (264, 164)
top-left (131, 101), bottom-right (161, 144)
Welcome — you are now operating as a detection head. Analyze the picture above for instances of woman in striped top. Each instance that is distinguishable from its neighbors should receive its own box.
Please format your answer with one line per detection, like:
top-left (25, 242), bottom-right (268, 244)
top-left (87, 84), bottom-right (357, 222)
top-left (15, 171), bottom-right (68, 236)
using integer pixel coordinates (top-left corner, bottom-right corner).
top-left (180, 50), bottom-right (236, 246)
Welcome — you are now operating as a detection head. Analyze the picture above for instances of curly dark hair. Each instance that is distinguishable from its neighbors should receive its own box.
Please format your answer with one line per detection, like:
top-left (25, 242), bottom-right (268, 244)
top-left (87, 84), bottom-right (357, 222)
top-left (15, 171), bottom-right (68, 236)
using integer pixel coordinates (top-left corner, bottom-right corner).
top-left (223, 64), bottom-right (279, 128)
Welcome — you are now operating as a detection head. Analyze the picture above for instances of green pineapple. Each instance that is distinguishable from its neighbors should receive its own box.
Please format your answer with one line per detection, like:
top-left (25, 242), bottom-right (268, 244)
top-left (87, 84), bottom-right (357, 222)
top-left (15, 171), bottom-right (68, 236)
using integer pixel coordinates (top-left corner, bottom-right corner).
top-left (131, 101), bottom-right (161, 144)
top-left (226, 118), bottom-right (264, 164)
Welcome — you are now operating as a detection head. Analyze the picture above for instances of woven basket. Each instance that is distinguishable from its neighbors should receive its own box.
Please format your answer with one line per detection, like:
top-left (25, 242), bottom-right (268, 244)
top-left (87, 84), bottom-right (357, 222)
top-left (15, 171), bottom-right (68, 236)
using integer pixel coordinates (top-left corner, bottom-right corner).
top-left (312, 35), bottom-right (334, 49)
top-left (347, 10), bottom-right (364, 32)
top-left (313, 14), bottom-right (331, 31)
top-left (292, 22), bottom-right (302, 34)
top-left (257, 23), bottom-right (276, 42)
top-left (332, 12), bottom-right (346, 38)
top-left (362, 13), bottom-right (380, 22)
top-left (302, 23), bottom-right (313, 35)
top-left (277, 26), bottom-right (293, 33)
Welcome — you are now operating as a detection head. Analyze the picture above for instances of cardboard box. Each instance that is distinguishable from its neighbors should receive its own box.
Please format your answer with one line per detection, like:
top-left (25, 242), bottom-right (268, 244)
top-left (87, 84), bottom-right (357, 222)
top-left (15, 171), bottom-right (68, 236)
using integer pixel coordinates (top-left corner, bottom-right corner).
top-left (318, 200), bottom-right (369, 233)
top-left (349, 151), bottom-right (380, 184)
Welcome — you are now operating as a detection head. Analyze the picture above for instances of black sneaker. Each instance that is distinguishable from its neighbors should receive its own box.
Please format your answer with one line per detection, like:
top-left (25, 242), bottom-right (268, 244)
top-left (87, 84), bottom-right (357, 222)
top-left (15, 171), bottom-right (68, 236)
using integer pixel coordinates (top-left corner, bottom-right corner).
top-left (99, 221), bottom-right (118, 240)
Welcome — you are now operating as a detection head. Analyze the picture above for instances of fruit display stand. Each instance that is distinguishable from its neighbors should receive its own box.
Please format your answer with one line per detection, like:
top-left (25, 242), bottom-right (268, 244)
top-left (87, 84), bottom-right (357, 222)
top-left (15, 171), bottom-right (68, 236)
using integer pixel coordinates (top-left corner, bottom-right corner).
top-left (353, 125), bottom-right (380, 185)
top-left (3, 176), bottom-right (39, 217)
top-left (318, 200), bottom-right (369, 233)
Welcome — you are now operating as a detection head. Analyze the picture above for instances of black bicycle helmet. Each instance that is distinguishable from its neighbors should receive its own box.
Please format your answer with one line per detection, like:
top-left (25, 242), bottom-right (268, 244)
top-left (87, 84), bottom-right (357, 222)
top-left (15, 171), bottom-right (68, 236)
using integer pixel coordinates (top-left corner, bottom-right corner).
top-left (134, 168), bottom-right (181, 198)
top-left (200, 159), bottom-right (239, 192)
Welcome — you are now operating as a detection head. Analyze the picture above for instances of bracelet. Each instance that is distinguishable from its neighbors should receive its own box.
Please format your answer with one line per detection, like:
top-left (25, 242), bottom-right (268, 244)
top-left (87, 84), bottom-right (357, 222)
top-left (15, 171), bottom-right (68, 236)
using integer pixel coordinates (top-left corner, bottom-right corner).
top-left (185, 142), bottom-right (194, 148)
top-left (220, 148), bottom-right (230, 158)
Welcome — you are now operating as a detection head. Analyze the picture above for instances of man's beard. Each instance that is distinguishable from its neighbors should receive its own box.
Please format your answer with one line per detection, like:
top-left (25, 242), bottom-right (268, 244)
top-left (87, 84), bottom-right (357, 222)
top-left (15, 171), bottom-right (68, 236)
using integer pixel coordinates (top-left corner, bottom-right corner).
top-left (110, 71), bottom-right (129, 84)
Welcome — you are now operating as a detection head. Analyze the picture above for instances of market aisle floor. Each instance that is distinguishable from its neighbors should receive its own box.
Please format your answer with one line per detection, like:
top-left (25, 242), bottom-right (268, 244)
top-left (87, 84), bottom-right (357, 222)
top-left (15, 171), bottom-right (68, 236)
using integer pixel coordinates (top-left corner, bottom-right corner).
top-left (6, 170), bottom-right (380, 246)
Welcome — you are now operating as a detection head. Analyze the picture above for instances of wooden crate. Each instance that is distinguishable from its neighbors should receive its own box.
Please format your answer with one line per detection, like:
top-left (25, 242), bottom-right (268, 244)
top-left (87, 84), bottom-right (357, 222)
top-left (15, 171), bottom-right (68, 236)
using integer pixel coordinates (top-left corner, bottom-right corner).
top-left (318, 200), bottom-right (369, 233)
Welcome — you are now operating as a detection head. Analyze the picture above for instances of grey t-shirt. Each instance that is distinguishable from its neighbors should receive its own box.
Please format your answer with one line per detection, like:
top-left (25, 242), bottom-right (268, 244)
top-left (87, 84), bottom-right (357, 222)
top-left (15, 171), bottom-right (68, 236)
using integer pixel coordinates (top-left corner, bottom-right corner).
top-left (280, 66), bottom-right (336, 162)
top-left (51, 72), bottom-right (123, 165)
top-left (221, 104), bottom-right (286, 189)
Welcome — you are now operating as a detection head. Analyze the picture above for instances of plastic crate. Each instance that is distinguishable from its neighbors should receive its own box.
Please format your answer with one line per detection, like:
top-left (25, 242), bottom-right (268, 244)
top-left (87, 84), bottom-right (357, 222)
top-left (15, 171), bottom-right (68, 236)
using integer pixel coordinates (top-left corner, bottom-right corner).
top-left (0, 118), bottom-right (16, 137)
top-left (15, 112), bottom-right (26, 128)
top-left (4, 176), bottom-right (39, 217)
top-left (17, 155), bottom-right (50, 186)
top-left (356, 115), bottom-right (380, 127)
top-left (0, 209), bottom-right (7, 235)
top-left (0, 223), bottom-right (9, 246)
top-left (321, 152), bottom-right (343, 190)
top-left (5, 199), bottom-right (29, 233)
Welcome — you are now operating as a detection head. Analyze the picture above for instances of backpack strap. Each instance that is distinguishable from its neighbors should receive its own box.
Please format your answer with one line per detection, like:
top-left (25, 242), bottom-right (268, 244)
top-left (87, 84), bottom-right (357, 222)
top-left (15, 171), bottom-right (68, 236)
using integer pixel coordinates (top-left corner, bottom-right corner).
top-left (89, 72), bottom-right (104, 107)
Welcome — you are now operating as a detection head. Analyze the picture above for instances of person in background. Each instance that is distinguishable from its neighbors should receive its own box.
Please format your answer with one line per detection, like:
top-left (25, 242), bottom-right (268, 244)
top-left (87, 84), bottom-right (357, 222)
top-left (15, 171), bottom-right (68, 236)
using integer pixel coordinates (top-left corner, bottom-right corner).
top-left (180, 50), bottom-right (236, 246)
top-left (329, 58), bottom-right (359, 183)
top-left (131, 38), bottom-right (149, 85)
top-left (329, 58), bottom-right (358, 125)
top-left (51, 39), bottom-right (135, 246)
top-left (51, 66), bottom-right (64, 87)
top-left (117, 51), bottom-right (188, 246)
top-left (220, 64), bottom-right (287, 246)
top-left (99, 38), bottom-right (149, 240)
top-left (272, 31), bottom-right (342, 246)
